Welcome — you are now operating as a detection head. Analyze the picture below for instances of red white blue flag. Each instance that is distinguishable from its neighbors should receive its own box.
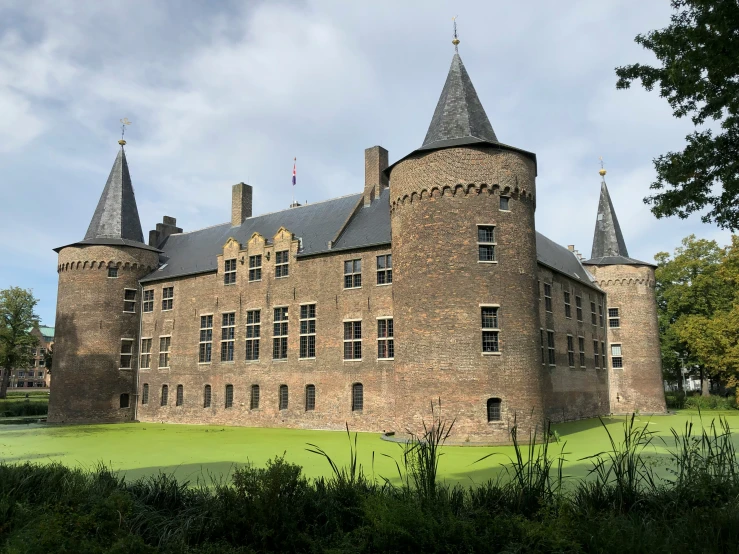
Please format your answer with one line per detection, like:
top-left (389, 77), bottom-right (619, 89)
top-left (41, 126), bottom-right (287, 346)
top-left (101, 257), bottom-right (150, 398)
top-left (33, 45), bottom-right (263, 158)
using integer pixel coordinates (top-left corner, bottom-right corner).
top-left (292, 158), bottom-right (296, 186)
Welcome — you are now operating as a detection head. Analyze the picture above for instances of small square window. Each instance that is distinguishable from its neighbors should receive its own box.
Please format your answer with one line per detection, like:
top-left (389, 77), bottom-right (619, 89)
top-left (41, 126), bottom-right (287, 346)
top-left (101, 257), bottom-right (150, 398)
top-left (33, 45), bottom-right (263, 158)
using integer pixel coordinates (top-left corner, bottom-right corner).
top-left (499, 196), bottom-right (510, 211)
top-left (108, 266), bottom-right (118, 278)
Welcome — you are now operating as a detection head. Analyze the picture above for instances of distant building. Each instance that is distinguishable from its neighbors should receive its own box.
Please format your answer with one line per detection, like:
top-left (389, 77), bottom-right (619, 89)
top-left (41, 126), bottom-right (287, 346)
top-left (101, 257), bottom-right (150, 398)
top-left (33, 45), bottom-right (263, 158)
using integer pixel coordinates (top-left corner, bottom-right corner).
top-left (49, 47), bottom-right (665, 442)
top-left (0, 325), bottom-right (53, 389)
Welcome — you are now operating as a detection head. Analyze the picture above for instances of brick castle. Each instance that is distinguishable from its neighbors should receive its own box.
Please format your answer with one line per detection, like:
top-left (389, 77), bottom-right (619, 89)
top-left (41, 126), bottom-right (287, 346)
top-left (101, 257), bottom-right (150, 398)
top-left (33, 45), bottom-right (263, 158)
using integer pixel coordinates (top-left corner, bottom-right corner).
top-left (48, 50), bottom-right (666, 443)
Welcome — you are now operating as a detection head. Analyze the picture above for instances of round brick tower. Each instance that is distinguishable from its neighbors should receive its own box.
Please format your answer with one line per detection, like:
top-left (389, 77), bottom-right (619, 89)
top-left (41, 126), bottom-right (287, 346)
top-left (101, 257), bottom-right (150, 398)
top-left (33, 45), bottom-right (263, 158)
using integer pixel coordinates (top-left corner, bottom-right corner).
top-left (48, 144), bottom-right (160, 423)
top-left (388, 53), bottom-right (545, 443)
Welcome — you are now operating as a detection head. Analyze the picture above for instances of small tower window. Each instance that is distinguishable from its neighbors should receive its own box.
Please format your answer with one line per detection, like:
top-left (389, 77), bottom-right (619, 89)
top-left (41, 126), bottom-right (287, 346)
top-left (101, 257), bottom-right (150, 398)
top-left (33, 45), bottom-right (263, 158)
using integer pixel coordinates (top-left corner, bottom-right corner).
top-left (352, 383), bottom-right (363, 412)
top-left (608, 308), bottom-right (620, 328)
top-left (499, 196), bottom-right (510, 211)
top-left (176, 384), bottom-right (184, 406)
top-left (204, 385), bottom-right (211, 408)
top-left (108, 266), bottom-right (118, 278)
top-left (481, 307), bottom-right (500, 353)
top-left (225, 384), bottom-right (234, 408)
top-left (279, 384), bottom-right (289, 410)
top-left (250, 385), bottom-right (260, 409)
top-left (141, 383), bottom-right (149, 405)
top-left (305, 384), bottom-right (316, 411)
top-left (123, 289), bottom-right (137, 313)
top-left (120, 393), bottom-right (130, 408)
top-left (224, 258), bottom-right (237, 285)
top-left (477, 225), bottom-right (496, 262)
top-left (487, 398), bottom-right (502, 422)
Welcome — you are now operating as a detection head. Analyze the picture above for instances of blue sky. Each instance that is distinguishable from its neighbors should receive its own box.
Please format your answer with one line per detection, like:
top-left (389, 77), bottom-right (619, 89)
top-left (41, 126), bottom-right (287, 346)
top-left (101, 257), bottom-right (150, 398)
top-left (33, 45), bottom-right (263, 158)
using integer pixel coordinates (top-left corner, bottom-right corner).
top-left (0, 0), bottom-right (732, 326)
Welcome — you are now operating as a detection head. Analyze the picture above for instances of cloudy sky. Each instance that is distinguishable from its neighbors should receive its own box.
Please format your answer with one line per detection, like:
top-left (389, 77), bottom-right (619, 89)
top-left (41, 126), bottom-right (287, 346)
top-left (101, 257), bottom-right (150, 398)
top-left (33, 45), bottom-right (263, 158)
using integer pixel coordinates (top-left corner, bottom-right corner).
top-left (0, 0), bottom-right (732, 325)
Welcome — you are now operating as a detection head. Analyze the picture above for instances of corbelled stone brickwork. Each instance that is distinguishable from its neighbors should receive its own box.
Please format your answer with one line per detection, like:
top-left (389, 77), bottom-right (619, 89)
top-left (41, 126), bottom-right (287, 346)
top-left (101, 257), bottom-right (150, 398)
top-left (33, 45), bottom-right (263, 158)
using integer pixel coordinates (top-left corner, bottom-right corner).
top-left (586, 264), bottom-right (666, 414)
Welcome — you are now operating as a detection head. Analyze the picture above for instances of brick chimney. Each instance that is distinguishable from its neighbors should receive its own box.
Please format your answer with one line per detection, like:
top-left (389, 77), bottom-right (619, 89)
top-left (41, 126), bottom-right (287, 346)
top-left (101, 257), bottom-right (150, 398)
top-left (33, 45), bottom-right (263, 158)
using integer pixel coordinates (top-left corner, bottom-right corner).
top-left (364, 146), bottom-right (389, 207)
top-left (148, 216), bottom-right (182, 248)
top-left (232, 182), bottom-right (253, 226)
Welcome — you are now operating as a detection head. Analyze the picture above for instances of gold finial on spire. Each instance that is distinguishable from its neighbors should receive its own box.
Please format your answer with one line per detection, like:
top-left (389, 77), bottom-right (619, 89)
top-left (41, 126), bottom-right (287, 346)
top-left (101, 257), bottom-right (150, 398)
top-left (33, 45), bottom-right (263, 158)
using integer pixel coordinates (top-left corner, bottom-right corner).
top-left (452, 16), bottom-right (460, 51)
top-left (599, 156), bottom-right (607, 178)
top-left (119, 117), bottom-right (131, 146)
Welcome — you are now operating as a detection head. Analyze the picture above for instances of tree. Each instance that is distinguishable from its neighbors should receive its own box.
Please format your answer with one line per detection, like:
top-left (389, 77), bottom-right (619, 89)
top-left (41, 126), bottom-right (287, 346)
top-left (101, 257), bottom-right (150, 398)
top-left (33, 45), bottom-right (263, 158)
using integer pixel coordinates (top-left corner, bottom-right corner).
top-left (0, 288), bottom-right (39, 399)
top-left (616, 0), bottom-right (739, 230)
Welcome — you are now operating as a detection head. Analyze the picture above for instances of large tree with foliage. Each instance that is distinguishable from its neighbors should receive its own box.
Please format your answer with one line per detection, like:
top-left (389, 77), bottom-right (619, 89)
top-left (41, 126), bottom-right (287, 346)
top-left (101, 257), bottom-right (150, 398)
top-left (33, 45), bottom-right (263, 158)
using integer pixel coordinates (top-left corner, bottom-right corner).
top-left (0, 287), bottom-right (39, 399)
top-left (616, 0), bottom-right (739, 230)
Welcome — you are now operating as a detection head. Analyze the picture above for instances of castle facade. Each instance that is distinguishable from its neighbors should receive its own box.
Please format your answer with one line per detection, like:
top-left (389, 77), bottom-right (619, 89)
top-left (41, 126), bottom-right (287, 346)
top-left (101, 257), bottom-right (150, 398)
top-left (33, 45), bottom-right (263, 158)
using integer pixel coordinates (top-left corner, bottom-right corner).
top-left (48, 52), bottom-right (666, 443)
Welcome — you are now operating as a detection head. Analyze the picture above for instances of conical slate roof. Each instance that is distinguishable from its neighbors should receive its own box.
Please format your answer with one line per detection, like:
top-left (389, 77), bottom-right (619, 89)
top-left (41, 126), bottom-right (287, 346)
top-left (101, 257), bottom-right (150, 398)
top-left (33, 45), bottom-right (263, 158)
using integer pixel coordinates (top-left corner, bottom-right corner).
top-left (419, 53), bottom-right (499, 151)
top-left (84, 146), bottom-right (145, 243)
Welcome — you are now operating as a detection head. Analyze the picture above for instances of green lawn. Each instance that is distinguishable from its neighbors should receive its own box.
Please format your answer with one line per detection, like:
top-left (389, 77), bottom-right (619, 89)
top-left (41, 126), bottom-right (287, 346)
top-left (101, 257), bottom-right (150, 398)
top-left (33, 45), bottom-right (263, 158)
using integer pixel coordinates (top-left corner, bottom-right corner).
top-left (1, 411), bottom-right (737, 485)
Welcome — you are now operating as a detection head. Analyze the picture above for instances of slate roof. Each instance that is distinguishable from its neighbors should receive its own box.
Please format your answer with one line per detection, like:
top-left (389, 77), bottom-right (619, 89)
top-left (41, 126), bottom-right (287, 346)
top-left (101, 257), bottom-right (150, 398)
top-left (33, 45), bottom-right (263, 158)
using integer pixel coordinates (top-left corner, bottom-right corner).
top-left (582, 180), bottom-right (653, 267)
top-left (535, 232), bottom-right (602, 291)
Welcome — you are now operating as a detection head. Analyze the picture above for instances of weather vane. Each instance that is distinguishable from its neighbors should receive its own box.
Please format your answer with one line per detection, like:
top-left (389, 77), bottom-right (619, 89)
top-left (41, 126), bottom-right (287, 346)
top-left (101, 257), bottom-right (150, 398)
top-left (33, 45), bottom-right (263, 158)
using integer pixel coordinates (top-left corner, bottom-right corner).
top-left (452, 16), bottom-right (459, 52)
top-left (119, 117), bottom-right (131, 146)
top-left (599, 156), bottom-right (607, 179)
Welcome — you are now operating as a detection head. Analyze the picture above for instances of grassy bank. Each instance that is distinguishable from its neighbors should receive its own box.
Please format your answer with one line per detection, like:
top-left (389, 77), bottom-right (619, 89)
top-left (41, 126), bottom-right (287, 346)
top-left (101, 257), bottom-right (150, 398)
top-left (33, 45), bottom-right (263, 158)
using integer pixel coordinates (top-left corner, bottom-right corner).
top-left (1, 415), bottom-right (739, 553)
top-left (0, 392), bottom-right (48, 418)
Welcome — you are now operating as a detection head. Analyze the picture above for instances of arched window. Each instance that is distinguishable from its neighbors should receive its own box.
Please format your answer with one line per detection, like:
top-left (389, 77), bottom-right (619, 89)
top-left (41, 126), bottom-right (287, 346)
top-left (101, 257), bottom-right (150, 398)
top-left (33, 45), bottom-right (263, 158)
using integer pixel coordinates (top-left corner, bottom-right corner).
top-left (279, 385), bottom-right (288, 410)
top-left (305, 384), bottom-right (315, 411)
top-left (352, 383), bottom-right (363, 412)
top-left (204, 385), bottom-right (211, 408)
top-left (120, 393), bottom-right (130, 408)
top-left (141, 384), bottom-right (149, 405)
top-left (487, 398), bottom-right (502, 422)
top-left (250, 385), bottom-right (260, 409)
top-left (161, 384), bottom-right (168, 406)
top-left (225, 384), bottom-right (234, 408)
top-left (176, 384), bottom-right (184, 406)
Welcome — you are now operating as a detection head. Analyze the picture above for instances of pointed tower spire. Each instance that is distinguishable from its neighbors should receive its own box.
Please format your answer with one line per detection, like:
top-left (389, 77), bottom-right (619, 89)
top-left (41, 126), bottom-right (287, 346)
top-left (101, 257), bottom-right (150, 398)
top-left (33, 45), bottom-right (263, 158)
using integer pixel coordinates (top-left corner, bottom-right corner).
top-left (419, 52), bottom-right (499, 151)
top-left (589, 162), bottom-right (630, 259)
top-left (84, 144), bottom-right (145, 244)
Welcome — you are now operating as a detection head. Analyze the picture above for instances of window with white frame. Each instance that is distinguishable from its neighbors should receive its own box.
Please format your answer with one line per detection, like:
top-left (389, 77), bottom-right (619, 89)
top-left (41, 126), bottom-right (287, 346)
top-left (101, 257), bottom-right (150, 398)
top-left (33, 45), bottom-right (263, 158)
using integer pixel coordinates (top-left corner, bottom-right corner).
top-left (344, 320), bottom-right (362, 360)
top-left (299, 304), bottom-right (316, 359)
top-left (344, 259), bottom-right (362, 289)
top-left (273, 307), bottom-right (288, 359)
top-left (477, 225), bottom-right (496, 262)
top-left (564, 291), bottom-right (571, 318)
top-left (578, 336), bottom-right (586, 367)
top-left (159, 336), bottom-right (171, 368)
top-left (500, 196), bottom-right (510, 211)
top-left (143, 289), bottom-right (154, 312)
top-left (377, 318), bottom-right (394, 359)
top-left (576, 295), bottom-right (583, 322)
top-left (224, 258), bottom-right (237, 285)
top-left (221, 312), bottom-right (235, 362)
top-left (248, 255), bottom-right (262, 282)
top-left (140, 338), bottom-right (152, 369)
top-left (199, 315), bottom-right (213, 363)
top-left (611, 344), bottom-right (623, 368)
top-left (275, 250), bottom-right (289, 277)
top-left (123, 289), bottom-right (136, 313)
top-left (544, 283), bottom-right (552, 312)
top-left (608, 308), bottom-right (620, 328)
top-left (246, 310), bottom-right (260, 361)
top-left (120, 339), bottom-right (134, 369)
top-left (567, 335), bottom-right (575, 367)
top-left (376, 255), bottom-right (392, 284)
top-left (108, 266), bottom-right (118, 278)
top-left (481, 306), bottom-right (500, 353)
top-left (547, 331), bottom-right (556, 366)
top-left (162, 287), bottom-right (174, 311)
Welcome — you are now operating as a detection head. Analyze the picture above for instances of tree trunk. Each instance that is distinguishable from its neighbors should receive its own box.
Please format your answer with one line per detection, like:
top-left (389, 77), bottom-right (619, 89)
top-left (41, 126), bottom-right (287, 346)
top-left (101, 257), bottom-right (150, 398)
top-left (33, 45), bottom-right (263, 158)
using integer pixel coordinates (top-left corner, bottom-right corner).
top-left (0, 365), bottom-right (10, 399)
top-left (700, 367), bottom-right (710, 397)
top-left (677, 371), bottom-right (684, 393)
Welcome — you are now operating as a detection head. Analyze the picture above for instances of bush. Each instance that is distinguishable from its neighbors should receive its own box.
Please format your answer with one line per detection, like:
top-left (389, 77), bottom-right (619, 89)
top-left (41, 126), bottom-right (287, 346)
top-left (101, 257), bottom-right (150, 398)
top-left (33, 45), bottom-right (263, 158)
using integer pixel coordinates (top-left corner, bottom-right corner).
top-left (0, 399), bottom-right (48, 417)
top-left (684, 394), bottom-right (736, 411)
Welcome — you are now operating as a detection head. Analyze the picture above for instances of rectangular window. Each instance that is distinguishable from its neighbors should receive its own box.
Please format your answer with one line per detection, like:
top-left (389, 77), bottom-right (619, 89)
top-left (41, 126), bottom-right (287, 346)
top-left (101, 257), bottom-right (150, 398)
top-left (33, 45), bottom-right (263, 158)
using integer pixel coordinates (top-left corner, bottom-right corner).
top-left (481, 307), bottom-right (500, 353)
top-left (567, 335), bottom-right (575, 367)
top-left (578, 336), bottom-right (586, 367)
top-left (352, 383), bottom-right (363, 412)
top-left (576, 295), bottom-right (583, 322)
top-left (140, 338), bottom-right (152, 369)
top-left (250, 385), bottom-right (260, 409)
top-left (159, 336), bottom-right (171, 368)
top-left (273, 307), bottom-right (288, 359)
top-left (176, 384), bottom-right (184, 406)
top-left (204, 385), bottom-right (211, 408)
top-left (547, 331), bottom-right (556, 366)
top-left (161, 385), bottom-right (168, 406)
top-left (589, 301), bottom-right (596, 325)
top-left (199, 315), bottom-right (213, 363)
top-left (108, 266), bottom-right (118, 278)
top-left (343, 320), bottom-right (362, 360)
top-left (224, 258), bottom-right (237, 285)
top-left (601, 341), bottom-right (606, 360)
top-left (248, 255), bottom-right (262, 282)
top-left (477, 225), bottom-right (496, 262)
top-left (279, 384), bottom-right (288, 410)
top-left (611, 344), bottom-right (623, 368)
top-left (377, 318), bottom-right (394, 359)
top-left (143, 289), bottom-right (154, 312)
top-left (564, 291), bottom-right (571, 318)
top-left (544, 284), bottom-right (552, 312)
top-left (305, 384), bottom-right (316, 411)
top-left (500, 196), bottom-right (510, 211)
top-left (599, 301), bottom-right (604, 327)
top-left (142, 383), bottom-right (149, 405)
top-left (540, 329), bottom-right (545, 365)
top-left (344, 259), bottom-right (362, 289)
top-left (123, 289), bottom-right (136, 313)
top-left (299, 304), bottom-right (316, 359)
top-left (376, 254), bottom-right (392, 285)
top-left (594, 339), bottom-right (600, 368)
top-left (275, 250), bottom-right (289, 277)
top-left (120, 339), bottom-right (133, 369)
top-left (608, 308), bottom-right (620, 328)
top-left (246, 310), bottom-right (260, 361)
top-left (162, 287), bottom-right (174, 311)
top-left (221, 312), bottom-right (235, 362)
top-left (225, 384), bottom-right (234, 408)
